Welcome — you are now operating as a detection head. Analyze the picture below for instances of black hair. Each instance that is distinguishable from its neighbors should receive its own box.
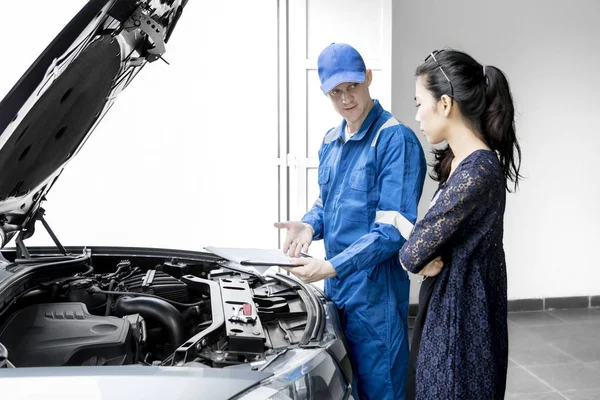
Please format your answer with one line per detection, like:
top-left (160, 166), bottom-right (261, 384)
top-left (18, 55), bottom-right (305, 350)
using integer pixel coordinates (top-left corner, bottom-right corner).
top-left (416, 49), bottom-right (522, 191)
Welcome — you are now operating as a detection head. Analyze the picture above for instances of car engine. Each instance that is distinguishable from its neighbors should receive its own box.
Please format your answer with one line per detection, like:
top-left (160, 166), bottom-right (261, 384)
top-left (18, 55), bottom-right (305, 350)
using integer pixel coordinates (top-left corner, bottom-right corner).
top-left (0, 254), bottom-right (313, 369)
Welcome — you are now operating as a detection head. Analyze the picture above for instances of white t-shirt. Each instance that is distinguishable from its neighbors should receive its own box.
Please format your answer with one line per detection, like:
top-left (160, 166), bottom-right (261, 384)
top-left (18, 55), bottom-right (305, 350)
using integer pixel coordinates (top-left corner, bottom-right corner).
top-left (344, 124), bottom-right (356, 142)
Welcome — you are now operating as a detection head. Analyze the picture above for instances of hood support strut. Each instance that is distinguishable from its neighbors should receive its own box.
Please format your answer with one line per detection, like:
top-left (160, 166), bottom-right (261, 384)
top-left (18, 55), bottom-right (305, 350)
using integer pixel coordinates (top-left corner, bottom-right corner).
top-left (16, 208), bottom-right (67, 258)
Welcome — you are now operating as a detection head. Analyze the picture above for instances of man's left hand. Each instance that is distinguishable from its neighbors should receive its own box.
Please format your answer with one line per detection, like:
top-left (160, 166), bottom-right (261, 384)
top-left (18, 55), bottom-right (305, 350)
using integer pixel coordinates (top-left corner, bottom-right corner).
top-left (282, 258), bottom-right (337, 283)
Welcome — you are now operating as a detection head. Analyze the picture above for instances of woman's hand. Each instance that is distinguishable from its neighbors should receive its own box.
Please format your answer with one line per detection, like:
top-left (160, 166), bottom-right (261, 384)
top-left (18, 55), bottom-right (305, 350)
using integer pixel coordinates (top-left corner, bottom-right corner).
top-left (401, 255), bottom-right (444, 277)
top-left (418, 256), bottom-right (444, 277)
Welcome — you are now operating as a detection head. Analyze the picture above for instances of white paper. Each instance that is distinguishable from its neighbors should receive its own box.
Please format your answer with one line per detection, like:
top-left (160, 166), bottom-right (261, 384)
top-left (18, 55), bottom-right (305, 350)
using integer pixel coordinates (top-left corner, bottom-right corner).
top-left (204, 247), bottom-right (302, 276)
top-left (204, 246), bottom-right (297, 265)
top-left (219, 259), bottom-right (274, 276)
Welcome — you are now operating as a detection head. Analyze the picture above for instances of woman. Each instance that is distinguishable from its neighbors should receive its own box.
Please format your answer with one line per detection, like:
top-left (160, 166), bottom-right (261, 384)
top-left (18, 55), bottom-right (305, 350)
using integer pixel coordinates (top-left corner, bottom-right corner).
top-left (400, 49), bottom-right (522, 399)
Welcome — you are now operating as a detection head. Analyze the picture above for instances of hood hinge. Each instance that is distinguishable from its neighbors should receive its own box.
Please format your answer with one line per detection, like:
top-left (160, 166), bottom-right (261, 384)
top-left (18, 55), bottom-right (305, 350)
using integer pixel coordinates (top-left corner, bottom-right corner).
top-left (16, 208), bottom-right (67, 258)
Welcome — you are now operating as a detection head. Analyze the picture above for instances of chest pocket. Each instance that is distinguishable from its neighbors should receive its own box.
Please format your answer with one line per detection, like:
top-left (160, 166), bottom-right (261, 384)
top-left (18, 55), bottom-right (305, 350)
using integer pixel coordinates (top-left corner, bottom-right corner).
top-left (318, 166), bottom-right (332, 203)
top-left (318, 167), bottom-right (331, 185)
top-left (343, 167), bottom-right (377, 224)
top-left (349, 167), bottom-right (376, 191)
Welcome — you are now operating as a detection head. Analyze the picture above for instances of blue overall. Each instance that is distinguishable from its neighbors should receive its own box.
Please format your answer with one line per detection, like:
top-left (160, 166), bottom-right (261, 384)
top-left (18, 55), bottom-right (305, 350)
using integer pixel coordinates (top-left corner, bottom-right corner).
top-left (302, 100), bottom-right (426, 400)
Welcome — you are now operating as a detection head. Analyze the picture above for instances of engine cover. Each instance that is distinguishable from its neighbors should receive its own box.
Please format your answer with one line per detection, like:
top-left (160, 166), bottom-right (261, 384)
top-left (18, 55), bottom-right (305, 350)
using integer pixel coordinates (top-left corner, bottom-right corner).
top-left (0, 303), bottom-right (133, 367)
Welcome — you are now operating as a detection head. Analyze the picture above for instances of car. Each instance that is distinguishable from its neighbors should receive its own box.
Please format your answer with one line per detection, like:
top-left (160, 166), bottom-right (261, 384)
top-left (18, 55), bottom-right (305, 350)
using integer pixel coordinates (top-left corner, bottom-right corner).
top-left (0, 1), bottom-right (354, 399)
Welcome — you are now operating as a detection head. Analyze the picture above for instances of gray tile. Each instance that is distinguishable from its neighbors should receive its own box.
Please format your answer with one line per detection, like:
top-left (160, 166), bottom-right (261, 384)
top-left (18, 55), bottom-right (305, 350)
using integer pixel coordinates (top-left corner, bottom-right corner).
top-left (505, 393), bottom-right (566, 400)
top-left (524, 323), bottom-right (597, 344)
top-left (519, 322), bottom-right (600, 344)
top-left (528, 363), bottom-right (600, 391)
top-left (508, 312), bottom-right (566, 328)
top-left (509, 326), bottom-right (578, 366)
top-left (548, 309), bottom-right (600, 324)
top-left (506, 366), bottom-right (554, 394)
top-left (562, 388), bottom-right (600, 400)
top-left (587, 362), bottom-right (600, 372)
top-left (509, 337), bottom-right (578, 366)
top-left (508, 326), bottom-right (579, 366)
top-left (509, 319), bottom-right (531, 332)
top-left (551, 339), bottom-right (600, 363)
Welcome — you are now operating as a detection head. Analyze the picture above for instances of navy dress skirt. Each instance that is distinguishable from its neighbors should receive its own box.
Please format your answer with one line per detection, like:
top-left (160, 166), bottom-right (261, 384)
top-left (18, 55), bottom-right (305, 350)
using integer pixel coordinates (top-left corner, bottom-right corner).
top-left (400, 150), bottom-right (509, 400)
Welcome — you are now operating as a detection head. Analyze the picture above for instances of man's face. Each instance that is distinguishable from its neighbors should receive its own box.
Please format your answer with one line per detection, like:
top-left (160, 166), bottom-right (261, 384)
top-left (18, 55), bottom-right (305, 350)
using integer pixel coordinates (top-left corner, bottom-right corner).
top-left (327, 70), bottom-right (373, 126)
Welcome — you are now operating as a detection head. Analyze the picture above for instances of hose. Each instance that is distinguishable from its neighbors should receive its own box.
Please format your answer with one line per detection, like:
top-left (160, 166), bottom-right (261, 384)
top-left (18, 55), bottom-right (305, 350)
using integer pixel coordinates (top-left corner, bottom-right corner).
top-left (91, 289), bottom-right (208, 308)
top-left (114, 296), bottom-right (186, 347)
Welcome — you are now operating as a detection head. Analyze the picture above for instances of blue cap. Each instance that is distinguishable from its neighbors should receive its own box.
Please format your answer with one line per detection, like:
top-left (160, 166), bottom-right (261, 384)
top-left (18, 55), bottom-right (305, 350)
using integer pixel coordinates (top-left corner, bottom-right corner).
top-left (317, 43), bottom-right (366, 94)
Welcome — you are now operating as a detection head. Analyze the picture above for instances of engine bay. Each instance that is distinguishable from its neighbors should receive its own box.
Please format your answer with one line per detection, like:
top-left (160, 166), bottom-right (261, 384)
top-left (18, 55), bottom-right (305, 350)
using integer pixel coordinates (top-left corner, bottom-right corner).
top-left (0, 250), bottom-right (318, 369)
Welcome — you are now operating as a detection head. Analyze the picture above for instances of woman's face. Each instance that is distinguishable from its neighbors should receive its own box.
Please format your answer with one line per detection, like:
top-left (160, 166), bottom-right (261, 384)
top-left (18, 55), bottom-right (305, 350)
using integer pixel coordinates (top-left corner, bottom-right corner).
top-left (414, 75), bottom-right (447, 145)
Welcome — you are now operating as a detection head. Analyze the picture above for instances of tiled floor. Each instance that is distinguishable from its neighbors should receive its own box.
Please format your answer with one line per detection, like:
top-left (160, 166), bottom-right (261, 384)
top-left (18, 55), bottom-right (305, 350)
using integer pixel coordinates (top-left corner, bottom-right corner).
top-left (408, 308), bottom-right (600, 399)
top-left (505, 308), bottom-right (600, 399)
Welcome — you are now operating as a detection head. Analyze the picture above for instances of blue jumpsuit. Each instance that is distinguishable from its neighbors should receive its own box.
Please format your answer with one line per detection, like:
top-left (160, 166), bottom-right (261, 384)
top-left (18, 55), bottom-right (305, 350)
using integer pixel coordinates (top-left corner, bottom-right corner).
top-left (302, 100), bottom-right (427, 400)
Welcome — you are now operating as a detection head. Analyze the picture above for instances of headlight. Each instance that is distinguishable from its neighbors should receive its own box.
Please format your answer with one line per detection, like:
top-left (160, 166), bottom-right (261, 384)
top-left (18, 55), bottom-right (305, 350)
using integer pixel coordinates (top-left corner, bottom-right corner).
top-left (234, 349), bottom-right (349, 400)
top-left (235, 375), bottom-right (311, 400)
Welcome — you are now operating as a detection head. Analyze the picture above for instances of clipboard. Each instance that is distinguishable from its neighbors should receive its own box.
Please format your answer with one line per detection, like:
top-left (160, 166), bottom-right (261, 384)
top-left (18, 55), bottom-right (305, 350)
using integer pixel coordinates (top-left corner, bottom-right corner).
top-left (240, 260), bottom-right (298, 267)
top-left (204, 246), bottom-right (310, 268)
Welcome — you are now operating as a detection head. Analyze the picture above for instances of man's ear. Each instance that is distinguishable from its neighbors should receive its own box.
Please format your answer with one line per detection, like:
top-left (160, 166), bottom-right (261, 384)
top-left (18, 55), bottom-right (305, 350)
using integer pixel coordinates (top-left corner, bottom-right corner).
top-left (365, 69), bottom-right (373, 87)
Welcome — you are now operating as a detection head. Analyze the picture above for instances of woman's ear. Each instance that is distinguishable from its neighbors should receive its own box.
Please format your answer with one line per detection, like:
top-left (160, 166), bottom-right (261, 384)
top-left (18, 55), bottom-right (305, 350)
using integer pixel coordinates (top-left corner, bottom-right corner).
top-left (440, 94), bottom-right (453, 117)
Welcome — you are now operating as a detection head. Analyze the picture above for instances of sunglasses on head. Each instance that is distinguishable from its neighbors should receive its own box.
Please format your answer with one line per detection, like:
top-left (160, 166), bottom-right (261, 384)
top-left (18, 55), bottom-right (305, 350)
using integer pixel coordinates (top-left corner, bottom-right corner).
top-left (425, 50), bottom-right (454, 99)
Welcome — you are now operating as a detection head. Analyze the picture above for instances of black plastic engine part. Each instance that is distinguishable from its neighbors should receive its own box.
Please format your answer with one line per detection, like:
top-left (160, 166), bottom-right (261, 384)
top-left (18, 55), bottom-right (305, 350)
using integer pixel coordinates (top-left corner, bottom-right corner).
top-left (220, 278), bottom-right (266, 354)
top-left (0, 303), bottom-right (133, 367)
top-left (170, 276), bottom-right (225, 366)
top-left (67, 278), bottom-right (106, 312)
top-left (159, 258), bottom-right (214, 279)
top-left (121, 270), bottom-right (189, 303)
top-left (114, 296), bottom-right (185, 347)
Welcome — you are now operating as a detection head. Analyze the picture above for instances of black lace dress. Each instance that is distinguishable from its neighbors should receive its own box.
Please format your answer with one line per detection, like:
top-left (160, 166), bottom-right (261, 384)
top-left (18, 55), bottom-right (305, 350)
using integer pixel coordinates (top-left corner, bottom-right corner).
top-left (400, 150), bottom-right (508, 400)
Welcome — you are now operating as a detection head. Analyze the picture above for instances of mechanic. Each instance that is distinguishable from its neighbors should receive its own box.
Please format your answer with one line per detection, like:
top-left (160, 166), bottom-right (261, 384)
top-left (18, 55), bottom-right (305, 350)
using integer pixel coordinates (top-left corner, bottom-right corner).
top-left (275, 43), bottom-right (427, 400)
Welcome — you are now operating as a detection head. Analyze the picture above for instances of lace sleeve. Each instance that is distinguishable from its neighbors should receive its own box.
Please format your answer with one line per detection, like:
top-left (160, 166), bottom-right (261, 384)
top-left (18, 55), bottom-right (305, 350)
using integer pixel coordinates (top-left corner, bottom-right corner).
top-left (399, 164), bottom-right (492, 274)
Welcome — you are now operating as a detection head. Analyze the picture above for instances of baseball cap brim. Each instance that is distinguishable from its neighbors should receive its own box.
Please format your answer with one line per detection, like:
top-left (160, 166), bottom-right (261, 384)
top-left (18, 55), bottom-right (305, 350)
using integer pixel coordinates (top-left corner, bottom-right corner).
top-left (321, 71), bottom-right (366, 94)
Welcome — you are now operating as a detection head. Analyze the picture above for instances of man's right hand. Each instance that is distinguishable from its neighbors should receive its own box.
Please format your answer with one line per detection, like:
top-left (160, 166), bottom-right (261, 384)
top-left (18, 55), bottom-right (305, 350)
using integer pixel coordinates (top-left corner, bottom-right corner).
top-left (274, 221), bottom-right (314, 257)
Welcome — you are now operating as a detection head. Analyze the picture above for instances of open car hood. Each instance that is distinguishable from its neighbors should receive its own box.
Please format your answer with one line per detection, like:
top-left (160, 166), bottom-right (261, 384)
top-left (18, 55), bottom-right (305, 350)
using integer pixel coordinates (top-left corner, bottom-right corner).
top-left (0, 365), bottom-right (272, 400)
top-left (0, 0), bottom-right (188, 248)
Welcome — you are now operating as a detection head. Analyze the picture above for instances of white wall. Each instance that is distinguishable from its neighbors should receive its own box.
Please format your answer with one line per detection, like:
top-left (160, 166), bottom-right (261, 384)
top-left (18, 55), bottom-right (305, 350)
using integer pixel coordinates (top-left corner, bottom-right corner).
top-left (4, 1), bottom-right (599, 302)
top-left (392, 0), bottom-right (600, 301)
top-left (0, 1), bottom-right (281, 252)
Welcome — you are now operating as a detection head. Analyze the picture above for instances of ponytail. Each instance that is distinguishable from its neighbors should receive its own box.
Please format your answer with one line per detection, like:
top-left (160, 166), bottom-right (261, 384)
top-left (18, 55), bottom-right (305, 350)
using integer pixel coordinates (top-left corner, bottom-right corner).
top-left (481, 66), bottom-right (522, 191)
